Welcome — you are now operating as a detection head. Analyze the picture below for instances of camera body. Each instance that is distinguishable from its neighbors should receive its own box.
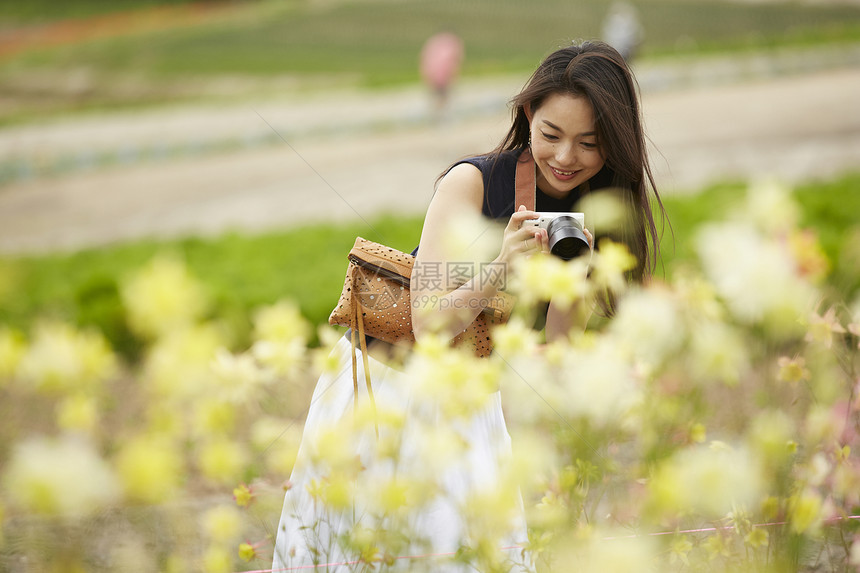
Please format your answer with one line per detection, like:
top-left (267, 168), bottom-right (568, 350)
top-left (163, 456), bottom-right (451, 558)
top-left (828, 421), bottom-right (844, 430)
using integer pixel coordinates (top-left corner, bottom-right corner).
top-left (522, 212), bottom-right (589, 260)
top-left (523, 212), bottom-right (585, 232)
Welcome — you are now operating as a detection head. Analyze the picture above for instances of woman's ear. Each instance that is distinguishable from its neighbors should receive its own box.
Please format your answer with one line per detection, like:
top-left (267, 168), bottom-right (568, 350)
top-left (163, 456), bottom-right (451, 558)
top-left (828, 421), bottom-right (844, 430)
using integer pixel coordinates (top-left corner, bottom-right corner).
top-left (524, 103), bottom-right (533, 122)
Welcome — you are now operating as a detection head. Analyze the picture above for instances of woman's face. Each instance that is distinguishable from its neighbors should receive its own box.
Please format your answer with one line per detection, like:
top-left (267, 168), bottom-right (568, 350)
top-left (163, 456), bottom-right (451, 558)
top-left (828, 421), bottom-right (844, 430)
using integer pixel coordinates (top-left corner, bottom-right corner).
top-left (527, 93), bottom-right (605, 199)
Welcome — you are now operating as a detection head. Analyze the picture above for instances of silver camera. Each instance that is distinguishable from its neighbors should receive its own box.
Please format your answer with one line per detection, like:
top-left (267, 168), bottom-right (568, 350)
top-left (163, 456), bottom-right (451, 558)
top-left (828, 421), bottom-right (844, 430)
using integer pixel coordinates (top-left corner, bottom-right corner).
top-left (523, 212), bottom-right (589, 260)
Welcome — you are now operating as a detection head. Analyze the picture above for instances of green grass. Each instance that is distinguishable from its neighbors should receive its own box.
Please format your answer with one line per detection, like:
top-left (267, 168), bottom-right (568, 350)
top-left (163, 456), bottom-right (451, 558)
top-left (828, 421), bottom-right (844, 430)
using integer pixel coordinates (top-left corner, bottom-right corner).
top-left (0, 213), bottom-right (425, 358)
top-left (2, 173), bottom-right (859, 360)
top-left (1, 0), bottom-right (859, 124)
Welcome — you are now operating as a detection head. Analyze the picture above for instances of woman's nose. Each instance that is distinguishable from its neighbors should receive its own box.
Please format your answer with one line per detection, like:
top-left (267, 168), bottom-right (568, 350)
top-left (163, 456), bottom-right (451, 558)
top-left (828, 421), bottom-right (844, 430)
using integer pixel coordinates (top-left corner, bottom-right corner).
top-left (555, 143), bottom-right (575, 164)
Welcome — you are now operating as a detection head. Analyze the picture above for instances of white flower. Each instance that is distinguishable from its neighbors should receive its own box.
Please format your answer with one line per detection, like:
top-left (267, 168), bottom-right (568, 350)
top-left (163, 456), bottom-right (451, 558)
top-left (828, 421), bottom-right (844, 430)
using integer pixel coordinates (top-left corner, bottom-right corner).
top-left (697, 221), bottom-right (812, 336)
top-left (687, 319), bottom-right (749, 386)
top-left (201, 504), bottom-right (243, 543)
top-left (2, 435), bottom-right (120, 516)
top-left (142, 323), bottom-right (224, 401)
top-left (741, 177), bottom-right (799, 236)
top-left (556, 530), bottom-right (659, 573)
top-left (209, 348), bottom-right (272, 404)
top-left (559, 339), bottom-right (639, 425)
top-left (251, 338), bottom-right (305, 378)
top-left (609, 286), bottom-right (684, 368)
top-left (649, 442), bottom-right (765, 519)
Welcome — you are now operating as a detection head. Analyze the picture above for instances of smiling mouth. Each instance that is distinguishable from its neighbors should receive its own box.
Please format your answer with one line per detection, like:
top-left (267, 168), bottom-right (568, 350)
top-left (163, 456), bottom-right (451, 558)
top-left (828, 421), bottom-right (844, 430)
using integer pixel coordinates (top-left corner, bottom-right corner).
top-left (551, 167), bottom-right (578, 177)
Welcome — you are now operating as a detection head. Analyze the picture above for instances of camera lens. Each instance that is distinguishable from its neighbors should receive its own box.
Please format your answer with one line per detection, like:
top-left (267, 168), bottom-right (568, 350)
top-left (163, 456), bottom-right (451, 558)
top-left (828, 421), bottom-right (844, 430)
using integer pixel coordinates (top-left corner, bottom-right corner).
top-left (546, 216), bottom-right (590, 260)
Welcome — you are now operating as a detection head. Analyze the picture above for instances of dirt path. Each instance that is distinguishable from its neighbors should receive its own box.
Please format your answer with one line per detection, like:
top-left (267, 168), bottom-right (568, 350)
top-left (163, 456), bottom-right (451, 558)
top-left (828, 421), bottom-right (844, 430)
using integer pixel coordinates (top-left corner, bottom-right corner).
top-left (0, 59), bottom-right (858, 254)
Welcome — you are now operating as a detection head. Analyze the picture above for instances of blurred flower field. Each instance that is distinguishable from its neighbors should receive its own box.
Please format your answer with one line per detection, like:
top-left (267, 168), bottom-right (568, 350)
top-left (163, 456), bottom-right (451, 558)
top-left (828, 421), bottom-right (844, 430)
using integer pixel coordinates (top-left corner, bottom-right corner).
top-left (1, 178), bottom-right (859, 572)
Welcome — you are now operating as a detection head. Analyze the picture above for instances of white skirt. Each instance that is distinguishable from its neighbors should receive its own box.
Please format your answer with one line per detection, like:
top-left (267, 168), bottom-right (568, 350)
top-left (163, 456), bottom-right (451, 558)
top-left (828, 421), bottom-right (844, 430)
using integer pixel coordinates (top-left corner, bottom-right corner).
top-left (272, 336), bottom-right (531, 572)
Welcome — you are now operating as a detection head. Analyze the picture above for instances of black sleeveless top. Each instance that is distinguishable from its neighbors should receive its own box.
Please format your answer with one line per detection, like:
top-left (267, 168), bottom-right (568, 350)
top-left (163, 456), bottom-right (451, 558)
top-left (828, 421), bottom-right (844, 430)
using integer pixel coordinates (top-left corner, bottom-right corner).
top-left (454, 149), bottom-right (613, 220)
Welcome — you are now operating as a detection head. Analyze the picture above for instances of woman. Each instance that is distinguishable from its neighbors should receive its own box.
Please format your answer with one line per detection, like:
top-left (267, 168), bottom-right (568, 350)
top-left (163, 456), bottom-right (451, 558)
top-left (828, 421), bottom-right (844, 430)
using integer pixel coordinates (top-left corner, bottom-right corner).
top-left (272, 40), bottom-right (664, 572)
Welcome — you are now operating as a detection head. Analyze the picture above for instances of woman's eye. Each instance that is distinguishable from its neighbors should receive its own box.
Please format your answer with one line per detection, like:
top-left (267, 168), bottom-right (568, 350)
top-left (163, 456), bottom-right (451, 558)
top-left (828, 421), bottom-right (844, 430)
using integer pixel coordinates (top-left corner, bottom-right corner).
top-left (541, 132), bottom-right (558, 141)
top-left (581, 142), bottom-right (598, 149)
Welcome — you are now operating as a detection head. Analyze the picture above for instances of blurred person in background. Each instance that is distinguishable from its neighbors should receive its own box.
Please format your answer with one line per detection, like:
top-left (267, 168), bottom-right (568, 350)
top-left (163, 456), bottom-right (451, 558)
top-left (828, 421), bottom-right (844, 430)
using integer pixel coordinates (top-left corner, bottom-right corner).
top-left (419, 30), bottom-right (465, 119)
top-left (602, 1), bottom-right (644, 64)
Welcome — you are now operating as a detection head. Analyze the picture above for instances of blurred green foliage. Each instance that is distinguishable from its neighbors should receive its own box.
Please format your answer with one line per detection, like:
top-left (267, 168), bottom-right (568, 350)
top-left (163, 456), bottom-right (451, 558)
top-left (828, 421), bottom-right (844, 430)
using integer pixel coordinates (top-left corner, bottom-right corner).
top-left (1, 0), bottom-right (859, 123)
top-left (0, 214), bottom-right (422, 358)
top-left (1, 173), bottom-right (858, 360)
top-left (6, 0), bottom-right (859, 77)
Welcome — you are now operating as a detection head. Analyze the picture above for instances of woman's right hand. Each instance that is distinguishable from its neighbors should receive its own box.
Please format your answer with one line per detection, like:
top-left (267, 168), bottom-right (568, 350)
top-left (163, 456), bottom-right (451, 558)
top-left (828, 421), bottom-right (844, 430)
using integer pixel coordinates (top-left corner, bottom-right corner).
top-left (496, 205), bottom-right (547, 265)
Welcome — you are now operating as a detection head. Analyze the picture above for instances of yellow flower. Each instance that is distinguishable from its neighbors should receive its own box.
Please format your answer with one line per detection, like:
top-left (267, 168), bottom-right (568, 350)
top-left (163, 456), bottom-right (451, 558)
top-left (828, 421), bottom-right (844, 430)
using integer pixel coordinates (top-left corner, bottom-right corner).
top-left (17, 321), bottom-right (116, 394)
top-left (121, 254), bottom-right (209, 340)
top-left (191, 397), bottom-right (237, 437)
top-left (56, 394), bottom-right (99, 435)
top-left (250, 417), bottom-right (302, 475)
top-left (115, 435), bottom-right (183, 504)
top-left (591, 238), bottom-right (637, 293)
top-left (745, 528), bottom-right (769, 549)
top-left (142, 323), bottom-right (224, 401)
top-left (250, 416), bottom-right (289, 450)
top-left (648, 443), bottom-right (764, 520)
top-left (202, 544), bottom-right (232, 573)
top-left (233, 483), bottom-right (254, 508)
top-left (0, 327), bottom-right (25, 382)
top-left (238, 542), bottom-right (258, 562)
top-left (253, 300), bottom-right (311, 345)
top-left (674, 269), bottom-right (724, 322)
top-left (703, 534), bottom-right (730, 560)
top-left (777, 356), bottom-right (810, 383)
top-left (197, 438), bottom-right (248, 486)
top-left (760, 496), bottom-right (781, 520)
top-left (804, 306), bottom-right (846, 349)
top-left (202, 504), bottom-right (243, 543)
top-left (748, 410), bottom-right (796, 468)
top-left (530, 490), bottom-right (568, 529)
top-left (373, 477), bottom-right (410, 513)
top-left (321, 474), bottom-right (354, 510)
top-left (805, 404), bottom-right (842, 448)
top-left (669, 535), bottom-right (693, 566)
top-left (557, 530), bottom-right (658, 573)
top-left (790, 490), bottom-right (822, 534)
top-left (788, 229), bottom-right (830, 283)
top-left (410, 346), bottom-right (499, 419)
top-left (491, 316), bottom-right (540, 357)
top-left (308, 426), bottom-right (356, 471)
top-left (691, 423), bottom-right (707, 444)
top-left (209, 347), bottom-right (271, 405)
top-left (3, 435), bottom-right (119, 516)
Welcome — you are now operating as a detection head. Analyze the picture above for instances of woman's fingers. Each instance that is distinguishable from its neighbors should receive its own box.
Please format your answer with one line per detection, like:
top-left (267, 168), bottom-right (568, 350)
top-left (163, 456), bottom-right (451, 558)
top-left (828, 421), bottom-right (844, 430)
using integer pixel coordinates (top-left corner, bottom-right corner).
top-left (507, 205), bottom-right (539, 230)
top-left (584, 228), bottom-right (594, 249)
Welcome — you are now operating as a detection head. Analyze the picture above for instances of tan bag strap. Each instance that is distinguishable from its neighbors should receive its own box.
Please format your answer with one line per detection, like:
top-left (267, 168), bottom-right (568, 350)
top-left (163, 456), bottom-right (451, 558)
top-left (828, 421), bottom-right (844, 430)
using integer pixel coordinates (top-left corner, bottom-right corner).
top-left (515, 148), bottom-right (536, 211)
top-left (348, 270), bottom-right (380, 438)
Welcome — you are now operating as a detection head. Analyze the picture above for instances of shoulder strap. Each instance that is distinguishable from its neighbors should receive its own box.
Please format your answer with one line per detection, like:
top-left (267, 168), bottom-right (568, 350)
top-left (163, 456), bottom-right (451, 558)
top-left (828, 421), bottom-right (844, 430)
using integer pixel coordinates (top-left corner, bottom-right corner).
top-left (515, 149), bottom-right (536, 211)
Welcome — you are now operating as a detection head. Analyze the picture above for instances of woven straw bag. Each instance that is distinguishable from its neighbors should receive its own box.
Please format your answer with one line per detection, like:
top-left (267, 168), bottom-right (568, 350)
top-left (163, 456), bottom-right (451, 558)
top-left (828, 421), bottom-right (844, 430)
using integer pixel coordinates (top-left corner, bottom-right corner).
top-left (328, 150), bottom-right (536, 419)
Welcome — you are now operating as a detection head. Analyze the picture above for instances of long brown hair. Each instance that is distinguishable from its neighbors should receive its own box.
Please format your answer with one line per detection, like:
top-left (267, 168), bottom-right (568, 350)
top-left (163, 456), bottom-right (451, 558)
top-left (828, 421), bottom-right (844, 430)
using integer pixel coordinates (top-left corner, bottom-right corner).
top-left (495, 40), bottom-right (666, 286)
